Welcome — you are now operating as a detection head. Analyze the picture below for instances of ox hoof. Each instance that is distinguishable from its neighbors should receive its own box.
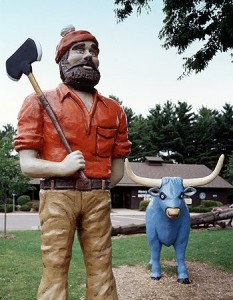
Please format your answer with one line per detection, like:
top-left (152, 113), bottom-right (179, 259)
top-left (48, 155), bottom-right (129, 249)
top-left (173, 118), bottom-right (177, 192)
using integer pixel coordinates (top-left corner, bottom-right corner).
top-left (177, 278), bottom-right (190, 284)
top-left (151, 276), bottom-right (161, 281)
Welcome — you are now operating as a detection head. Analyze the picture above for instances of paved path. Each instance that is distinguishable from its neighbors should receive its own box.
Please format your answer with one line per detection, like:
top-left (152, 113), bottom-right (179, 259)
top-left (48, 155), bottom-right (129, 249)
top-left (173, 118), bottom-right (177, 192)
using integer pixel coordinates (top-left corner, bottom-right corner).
top-left (111, 209), bottom-right (145, 227)
top-left (0, 209), bottom-right (146, 231)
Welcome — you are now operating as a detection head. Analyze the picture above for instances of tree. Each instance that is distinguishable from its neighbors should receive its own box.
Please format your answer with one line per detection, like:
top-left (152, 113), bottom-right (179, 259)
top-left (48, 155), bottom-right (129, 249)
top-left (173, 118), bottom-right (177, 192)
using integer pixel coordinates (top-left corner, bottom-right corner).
top-left (173, 101), bottom-right (196, 163)
top-left (0, 126), bottom-right (32, 235)
top-left (109, 94), bottom-right (136, 126)
top-left (224, 152), bottom-right (233, 185)
top-left (191, 106), bottom-right (219, 169)
top-left (128, 114), bottom-right (151, 161)
top-left (146, 103), bottom-right (166, 158)
top-left (146, 101), bottom-right (174, 161)
top-left (114, 0), bottom-right (152, 21)
top-left (146, 100), bottom-right (196, 163)
top-left (0, 123), bottom-right (16, 139)
top-left (108, 94), bottom-right (150, 161)
top-left (215, 103), bottom-right (233, 162)
top-left (114, 0), bottom-right (233, 77)
top-left (153, 100), bottom-right (179, 161)
top-left (0, 134), bottom-right (31, 199)
top-left (108, 94), bottom-right (231, 180)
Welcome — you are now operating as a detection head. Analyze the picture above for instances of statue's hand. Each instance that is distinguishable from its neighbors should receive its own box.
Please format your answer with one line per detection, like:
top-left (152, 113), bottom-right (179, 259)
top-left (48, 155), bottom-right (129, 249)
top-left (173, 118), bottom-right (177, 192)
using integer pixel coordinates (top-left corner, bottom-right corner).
top-left (60, 150), bottom-right (85, 176)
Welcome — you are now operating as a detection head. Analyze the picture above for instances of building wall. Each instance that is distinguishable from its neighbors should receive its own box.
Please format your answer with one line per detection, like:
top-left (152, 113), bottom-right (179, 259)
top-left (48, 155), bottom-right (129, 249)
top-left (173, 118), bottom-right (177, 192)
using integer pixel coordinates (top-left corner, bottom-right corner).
top-left (192, 188), bottom-right (228, 206)
top-left (30, 185), bottom-right (230, 210)
top-left (111, 187), bottom-right (229, 209)
top-left (111, 187), bottom-right (148, 209)
top-left (111, 187), bottom-right (132, 208)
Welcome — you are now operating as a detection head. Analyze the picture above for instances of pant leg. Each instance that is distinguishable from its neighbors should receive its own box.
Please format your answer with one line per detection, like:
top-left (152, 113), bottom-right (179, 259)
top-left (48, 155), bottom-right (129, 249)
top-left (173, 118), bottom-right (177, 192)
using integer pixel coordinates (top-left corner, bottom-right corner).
top-left (37, 190), bottom-right (79, 300)
top-left (78, 190), bottom-right (118, 300)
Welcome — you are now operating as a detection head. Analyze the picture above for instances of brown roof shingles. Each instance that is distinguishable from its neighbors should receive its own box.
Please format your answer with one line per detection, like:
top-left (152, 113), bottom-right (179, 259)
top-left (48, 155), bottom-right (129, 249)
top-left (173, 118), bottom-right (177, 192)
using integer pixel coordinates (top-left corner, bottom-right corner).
top-left (119, 162), bottom-right (233, 189)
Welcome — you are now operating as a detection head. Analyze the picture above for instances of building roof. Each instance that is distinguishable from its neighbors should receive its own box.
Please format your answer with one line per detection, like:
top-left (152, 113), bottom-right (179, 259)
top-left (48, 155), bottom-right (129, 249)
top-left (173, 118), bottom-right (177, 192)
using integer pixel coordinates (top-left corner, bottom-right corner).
top-left (118, 159), bottom-right (233, 189)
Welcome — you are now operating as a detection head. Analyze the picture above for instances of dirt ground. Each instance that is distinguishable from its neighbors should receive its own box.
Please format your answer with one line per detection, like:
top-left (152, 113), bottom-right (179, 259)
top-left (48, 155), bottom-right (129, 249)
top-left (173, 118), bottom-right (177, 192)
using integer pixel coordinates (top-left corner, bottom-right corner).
top-left (113, 260), bottom-right (233, 300)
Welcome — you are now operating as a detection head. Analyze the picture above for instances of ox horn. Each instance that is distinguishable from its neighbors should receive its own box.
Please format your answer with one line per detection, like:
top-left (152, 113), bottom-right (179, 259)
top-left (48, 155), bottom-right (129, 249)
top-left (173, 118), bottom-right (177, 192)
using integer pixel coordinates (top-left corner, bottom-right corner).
top-left (125, 158), bottom-right (162, 187)
top-left (183, 154), bottom-right (224, 187)
top-left (125, 154), bottom-right (224, 188)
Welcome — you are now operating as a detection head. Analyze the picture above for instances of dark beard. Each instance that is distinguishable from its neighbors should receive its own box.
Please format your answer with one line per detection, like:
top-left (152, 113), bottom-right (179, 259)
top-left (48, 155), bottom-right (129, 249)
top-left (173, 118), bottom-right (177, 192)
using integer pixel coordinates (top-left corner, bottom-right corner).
top-left (60, 60), bottom-right (100, 92)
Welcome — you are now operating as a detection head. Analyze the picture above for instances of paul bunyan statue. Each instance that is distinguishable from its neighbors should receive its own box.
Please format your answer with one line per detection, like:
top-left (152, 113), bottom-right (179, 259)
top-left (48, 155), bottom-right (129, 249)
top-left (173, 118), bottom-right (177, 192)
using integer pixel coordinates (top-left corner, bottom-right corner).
top-left (12, 25), bottom-right (131, 299)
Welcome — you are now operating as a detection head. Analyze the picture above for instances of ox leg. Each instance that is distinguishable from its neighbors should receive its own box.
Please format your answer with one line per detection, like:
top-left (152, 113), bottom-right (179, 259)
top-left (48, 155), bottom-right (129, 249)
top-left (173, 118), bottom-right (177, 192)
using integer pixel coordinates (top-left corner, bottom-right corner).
top-left (149, 239), bottom-right (162, 280)
top-left (174, 241), bottom-right (190, 284)
top-left (146, 210), bottom-right (162, 280)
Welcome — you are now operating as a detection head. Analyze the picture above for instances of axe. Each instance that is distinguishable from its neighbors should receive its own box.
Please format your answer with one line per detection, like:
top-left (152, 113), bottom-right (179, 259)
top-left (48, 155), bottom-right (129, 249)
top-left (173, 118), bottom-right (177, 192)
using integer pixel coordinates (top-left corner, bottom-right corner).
top-left (6, 38), bottom-right (88, 182)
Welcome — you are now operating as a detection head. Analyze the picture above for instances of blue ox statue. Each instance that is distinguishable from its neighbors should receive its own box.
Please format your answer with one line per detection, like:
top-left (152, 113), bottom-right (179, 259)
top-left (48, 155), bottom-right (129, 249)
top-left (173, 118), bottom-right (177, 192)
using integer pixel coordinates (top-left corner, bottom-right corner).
top-left (125, 155), bottom-right (224, 284)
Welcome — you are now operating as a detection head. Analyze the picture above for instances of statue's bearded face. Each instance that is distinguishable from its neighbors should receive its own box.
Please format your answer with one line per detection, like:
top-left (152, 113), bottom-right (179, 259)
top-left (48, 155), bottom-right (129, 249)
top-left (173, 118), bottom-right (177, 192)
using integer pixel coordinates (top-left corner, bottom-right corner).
top-left (59, 41), bottom-right (100, 92)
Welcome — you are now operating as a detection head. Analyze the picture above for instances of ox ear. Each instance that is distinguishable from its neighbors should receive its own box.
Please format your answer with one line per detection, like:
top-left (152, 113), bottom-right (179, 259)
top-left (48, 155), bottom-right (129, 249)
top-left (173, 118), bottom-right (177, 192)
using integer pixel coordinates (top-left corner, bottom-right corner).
top-left (148, 187), bottom-right (160, 197)
top-left (184, 187), bottom-right (196, 197)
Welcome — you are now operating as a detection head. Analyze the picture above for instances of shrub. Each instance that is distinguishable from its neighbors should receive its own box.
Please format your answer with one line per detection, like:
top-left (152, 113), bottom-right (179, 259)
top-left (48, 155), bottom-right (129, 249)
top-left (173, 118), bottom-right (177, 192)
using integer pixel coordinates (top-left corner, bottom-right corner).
top-left (139, 200), bottom-right (150, 211)
top-left (0, 205), bottom-right (4, 212)
top-left (20, 204), bottom-right (31, 211)
top-left (189, 200), bottom-right (224, 213)
top-left (189, 206), bottom-right (212, 213)
top-left (27, 200), bottom-right (40, 212)
top-left (0, 204), bottom-right (14, 213)
top-left (5, 198), bottom-right (13, 204)
top-left (17, 195), bottom-right (31, 206)
top-left (201, 200), bottom-right (223, 207)
top-left (0, 198), bottom-right (14, 205)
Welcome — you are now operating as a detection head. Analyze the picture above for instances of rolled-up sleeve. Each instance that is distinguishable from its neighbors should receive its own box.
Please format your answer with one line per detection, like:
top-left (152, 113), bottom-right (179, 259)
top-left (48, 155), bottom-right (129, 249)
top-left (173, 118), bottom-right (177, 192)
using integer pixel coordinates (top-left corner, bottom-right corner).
top-left (14, 94), bottom-right (44, 152)
top-left (112, 108), bottom-right (131, 158)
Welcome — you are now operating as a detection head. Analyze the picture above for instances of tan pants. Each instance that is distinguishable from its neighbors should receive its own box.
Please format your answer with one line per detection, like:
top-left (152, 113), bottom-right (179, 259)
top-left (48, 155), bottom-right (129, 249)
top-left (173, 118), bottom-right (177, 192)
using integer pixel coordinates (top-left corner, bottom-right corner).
top-left (37, 189), bottom-right (118, 300)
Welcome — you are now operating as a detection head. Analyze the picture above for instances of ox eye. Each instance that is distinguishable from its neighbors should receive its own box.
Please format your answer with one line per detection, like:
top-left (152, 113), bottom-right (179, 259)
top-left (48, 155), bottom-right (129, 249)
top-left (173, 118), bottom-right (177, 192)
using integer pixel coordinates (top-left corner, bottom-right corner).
top-left (160, 192), bottom-right (166, 200)
top-left (179, 192), bottom-right (184, 199)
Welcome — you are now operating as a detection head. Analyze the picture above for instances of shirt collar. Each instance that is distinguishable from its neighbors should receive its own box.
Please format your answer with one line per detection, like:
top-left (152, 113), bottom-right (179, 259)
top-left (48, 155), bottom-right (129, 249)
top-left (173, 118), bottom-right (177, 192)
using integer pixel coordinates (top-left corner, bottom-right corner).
top-left (57, 83), bottom-right (107, 107)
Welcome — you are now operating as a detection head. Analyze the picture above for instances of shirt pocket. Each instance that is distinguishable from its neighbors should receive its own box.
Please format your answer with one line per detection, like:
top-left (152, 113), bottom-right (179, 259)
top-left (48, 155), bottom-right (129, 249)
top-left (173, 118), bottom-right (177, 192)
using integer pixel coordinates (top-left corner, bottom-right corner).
top-left (96, 127), bottom-right (117, 157)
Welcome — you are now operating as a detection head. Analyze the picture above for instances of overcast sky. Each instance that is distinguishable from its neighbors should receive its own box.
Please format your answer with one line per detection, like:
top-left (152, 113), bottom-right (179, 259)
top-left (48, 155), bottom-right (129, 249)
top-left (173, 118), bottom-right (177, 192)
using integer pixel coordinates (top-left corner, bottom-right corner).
top-left (1, 0), bottom-right (233, 129)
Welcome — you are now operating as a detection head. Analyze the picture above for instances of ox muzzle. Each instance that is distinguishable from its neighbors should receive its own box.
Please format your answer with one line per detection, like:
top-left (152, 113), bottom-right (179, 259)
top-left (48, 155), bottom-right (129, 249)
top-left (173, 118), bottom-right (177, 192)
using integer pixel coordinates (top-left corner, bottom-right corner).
top-left (166, 208), bottom-right (180, 220)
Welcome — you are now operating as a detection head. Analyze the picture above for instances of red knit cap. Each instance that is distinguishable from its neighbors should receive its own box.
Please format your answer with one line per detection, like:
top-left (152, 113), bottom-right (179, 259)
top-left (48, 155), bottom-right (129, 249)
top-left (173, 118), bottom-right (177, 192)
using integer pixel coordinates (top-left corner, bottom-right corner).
top-left (55, 25), bottom-right (99, 63)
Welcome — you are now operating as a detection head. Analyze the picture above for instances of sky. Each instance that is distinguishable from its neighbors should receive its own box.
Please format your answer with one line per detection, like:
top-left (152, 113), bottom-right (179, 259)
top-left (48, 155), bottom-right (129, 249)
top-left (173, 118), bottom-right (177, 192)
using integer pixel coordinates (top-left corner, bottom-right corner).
top-left (1, 0), bottom-right (233, 129)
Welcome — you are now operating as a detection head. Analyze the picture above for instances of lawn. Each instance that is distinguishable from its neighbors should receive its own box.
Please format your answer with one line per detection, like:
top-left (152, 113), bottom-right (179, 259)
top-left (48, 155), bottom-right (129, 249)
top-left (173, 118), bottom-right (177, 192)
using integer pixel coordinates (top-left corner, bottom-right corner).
top-left (0, 229), bottom-right (232, 299)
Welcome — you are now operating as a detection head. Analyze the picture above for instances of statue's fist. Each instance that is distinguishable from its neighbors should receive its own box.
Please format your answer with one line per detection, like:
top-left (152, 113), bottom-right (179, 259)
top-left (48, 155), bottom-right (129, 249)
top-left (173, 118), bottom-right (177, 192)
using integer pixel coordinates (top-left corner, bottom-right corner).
top-left (60, 150), bottom-right (85, 176)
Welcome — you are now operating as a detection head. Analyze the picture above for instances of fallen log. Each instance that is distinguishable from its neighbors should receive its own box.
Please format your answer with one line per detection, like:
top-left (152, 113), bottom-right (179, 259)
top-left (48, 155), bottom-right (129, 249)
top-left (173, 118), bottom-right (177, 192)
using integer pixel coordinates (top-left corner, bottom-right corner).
top-left (191, 209), bottom-right (233, 227)
top-left (111, 209), bottom-right (233, 236)
top-left (112, 223), bottom-right (146, 236)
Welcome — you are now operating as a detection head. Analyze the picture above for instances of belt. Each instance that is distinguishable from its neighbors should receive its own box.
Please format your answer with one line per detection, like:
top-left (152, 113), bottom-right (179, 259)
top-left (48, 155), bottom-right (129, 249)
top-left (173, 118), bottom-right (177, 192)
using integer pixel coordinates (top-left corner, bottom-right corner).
top-left (40, 178), bottom-right (111, 191)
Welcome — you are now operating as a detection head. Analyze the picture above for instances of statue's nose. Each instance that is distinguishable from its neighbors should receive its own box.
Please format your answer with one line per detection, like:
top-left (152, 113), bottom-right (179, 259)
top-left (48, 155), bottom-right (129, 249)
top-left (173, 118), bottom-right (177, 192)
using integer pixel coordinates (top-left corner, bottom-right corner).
top-left (166, 208), bottom-right (180, 219)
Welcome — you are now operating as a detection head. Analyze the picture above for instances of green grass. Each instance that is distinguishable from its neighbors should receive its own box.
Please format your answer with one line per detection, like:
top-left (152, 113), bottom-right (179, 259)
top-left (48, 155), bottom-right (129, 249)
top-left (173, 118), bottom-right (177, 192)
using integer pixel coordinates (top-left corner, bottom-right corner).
top-left (0, 229), bottom-right (233, 299)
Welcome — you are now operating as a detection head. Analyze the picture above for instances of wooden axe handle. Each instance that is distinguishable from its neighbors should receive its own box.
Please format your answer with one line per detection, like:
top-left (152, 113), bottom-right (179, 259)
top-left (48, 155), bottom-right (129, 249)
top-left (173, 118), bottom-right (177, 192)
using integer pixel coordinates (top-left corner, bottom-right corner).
top-left (28, 73), bottom-right (88, 182)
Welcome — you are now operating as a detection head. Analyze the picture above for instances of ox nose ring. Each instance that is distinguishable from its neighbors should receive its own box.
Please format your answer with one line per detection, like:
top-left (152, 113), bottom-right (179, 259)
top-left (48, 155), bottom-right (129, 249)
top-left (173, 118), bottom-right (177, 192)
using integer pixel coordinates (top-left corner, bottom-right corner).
top-left (166, 208), bottom-right (180, 219)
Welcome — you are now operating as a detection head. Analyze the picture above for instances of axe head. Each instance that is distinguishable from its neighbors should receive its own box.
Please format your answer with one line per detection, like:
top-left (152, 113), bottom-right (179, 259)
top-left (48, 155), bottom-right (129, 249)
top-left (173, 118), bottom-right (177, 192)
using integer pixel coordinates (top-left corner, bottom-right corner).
top-left (6, 38), bottom-right (42, 81)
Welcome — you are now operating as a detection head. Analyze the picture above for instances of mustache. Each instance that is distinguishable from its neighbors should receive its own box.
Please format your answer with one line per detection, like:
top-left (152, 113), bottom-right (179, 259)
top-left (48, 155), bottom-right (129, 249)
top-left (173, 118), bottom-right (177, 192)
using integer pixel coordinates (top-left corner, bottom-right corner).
top-left (67, 60), bottom-right (98, 72)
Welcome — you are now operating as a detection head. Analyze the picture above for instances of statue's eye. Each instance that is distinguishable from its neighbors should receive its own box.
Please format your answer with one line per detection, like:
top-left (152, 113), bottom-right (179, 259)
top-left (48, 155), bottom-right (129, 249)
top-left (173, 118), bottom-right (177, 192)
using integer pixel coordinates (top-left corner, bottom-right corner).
top-left (180, 192), bottom-right (184, 199)
top-left (160, 192), bottom-right (166, 200)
